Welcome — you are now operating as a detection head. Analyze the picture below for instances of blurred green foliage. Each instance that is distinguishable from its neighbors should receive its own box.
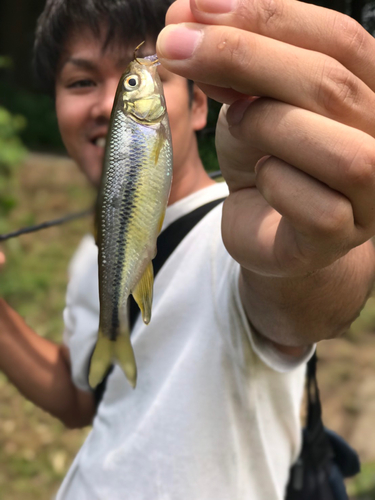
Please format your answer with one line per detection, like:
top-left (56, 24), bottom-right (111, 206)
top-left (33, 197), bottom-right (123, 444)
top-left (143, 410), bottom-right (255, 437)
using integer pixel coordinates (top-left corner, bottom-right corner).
top-left (0, 57), bottom-right (27, 232)
top-left (0, 80), bottom-right (63, 152)
top-left (347, 460), bottom-right (375, 499)
top-left (0, 108), bottom-right (26, 167)
top-left (0, 56), bottom-right (13, 69)
top-left (198, 99), bottom-right (221, 173)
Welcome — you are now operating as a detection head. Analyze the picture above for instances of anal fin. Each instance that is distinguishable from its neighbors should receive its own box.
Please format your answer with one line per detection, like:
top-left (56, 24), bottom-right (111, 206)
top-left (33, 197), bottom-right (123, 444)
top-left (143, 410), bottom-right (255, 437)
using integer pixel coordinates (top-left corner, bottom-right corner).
top-left (132, 262), bottom-right (154, 325)
top-left (158, 210), bottom-right (165, 234)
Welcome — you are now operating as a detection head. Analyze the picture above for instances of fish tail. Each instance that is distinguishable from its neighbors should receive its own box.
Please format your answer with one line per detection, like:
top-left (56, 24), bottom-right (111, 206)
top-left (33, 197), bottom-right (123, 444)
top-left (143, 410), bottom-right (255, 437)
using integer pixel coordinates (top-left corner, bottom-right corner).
top-left (115, 323), bottom-right (137, 388)
top-left (88, 329), bottom-right (113, 389)
top-left (88, 327), bottom-right (137, 389)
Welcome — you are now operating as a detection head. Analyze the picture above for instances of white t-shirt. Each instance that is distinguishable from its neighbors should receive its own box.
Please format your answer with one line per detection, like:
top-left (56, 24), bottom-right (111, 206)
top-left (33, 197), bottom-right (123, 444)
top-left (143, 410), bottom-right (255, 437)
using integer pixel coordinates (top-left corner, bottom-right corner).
top-left (58, 182), bottom-right (312, 500)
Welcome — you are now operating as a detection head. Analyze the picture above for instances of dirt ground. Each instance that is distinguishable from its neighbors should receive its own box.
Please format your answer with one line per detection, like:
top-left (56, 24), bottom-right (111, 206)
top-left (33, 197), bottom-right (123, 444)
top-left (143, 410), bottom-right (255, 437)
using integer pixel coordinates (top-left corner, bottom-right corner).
top-left (314, 329), bottom-right (375, 498)
top-left (317, 333), bottom-right (375, 463)
top-left (1, 153), bottom-right (375, 499)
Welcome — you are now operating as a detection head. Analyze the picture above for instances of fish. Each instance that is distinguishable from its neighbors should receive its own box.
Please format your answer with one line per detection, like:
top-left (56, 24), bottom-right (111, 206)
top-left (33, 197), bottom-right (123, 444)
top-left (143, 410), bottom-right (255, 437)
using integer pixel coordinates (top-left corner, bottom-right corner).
top-left (88, 45), bottom-right (173, 389)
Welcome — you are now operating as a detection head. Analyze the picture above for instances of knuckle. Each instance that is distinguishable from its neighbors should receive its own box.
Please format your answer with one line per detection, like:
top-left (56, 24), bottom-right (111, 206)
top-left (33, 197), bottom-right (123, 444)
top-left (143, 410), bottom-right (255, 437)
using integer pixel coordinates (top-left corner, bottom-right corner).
top-left (333, 12), bottom-right (368, 60)
top-left (257, 0), bottom-right (284, 27)
top-left (314, 198), bottom-right (351, 239)
top-left (318, 59), bottom-right (360, 115)
top-left (236, 0), bottom-right (285, 31)
top-left (342, 143), bottom-right (375, 190)
top-left (225, 30), bottom-right (251, 68)
top-left (218, 29), bottom-right (255, 87)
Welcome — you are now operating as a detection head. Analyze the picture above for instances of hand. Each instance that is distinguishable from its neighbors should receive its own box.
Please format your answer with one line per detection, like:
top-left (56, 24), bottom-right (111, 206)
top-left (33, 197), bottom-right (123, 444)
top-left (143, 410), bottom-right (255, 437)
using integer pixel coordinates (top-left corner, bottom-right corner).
top-left (157, 0), bottom-right (375, 278)
top-left (0, 249), bottom-right (5, 270)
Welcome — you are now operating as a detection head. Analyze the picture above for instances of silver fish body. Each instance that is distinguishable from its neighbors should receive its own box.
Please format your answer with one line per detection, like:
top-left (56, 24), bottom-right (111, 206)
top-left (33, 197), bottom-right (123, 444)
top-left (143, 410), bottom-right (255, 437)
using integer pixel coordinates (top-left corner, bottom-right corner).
top-left (89, 54), bottom-right (173, 389)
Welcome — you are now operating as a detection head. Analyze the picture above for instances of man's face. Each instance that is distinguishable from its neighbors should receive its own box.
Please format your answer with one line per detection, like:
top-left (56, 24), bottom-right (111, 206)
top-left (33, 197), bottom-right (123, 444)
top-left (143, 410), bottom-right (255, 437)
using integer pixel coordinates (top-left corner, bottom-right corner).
top-left (55, 27), bottom-right (207, 187)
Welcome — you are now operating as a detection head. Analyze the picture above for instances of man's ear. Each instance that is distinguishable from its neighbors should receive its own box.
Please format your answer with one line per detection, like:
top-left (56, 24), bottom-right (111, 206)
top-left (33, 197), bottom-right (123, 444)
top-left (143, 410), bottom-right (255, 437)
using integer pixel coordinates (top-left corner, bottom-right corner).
top-left (191, 84), bottom-right (208, 132)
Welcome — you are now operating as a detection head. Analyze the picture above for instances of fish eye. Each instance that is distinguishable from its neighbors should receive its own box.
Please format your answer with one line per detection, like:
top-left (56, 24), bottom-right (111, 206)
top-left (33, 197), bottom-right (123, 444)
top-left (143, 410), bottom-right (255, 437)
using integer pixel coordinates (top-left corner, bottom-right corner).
top-left (124, 75), bottom-right (140, 91)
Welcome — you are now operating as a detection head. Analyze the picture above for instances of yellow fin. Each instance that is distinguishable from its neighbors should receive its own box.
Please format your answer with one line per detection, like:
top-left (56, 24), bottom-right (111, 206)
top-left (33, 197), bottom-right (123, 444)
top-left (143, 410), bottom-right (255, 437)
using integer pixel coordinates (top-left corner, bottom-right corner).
top-left (153, 130), bottom-right (164, 165)
top-left (89, 327), bottom-right (137, 389)
top-left (116, 327), bottom-right (137, 388)
top-left (132, 262), bottom-right (154, 325)
top-left (158, 210), bottom-right (165, 234)
top-left (89, 330), bottom-right (112, 389)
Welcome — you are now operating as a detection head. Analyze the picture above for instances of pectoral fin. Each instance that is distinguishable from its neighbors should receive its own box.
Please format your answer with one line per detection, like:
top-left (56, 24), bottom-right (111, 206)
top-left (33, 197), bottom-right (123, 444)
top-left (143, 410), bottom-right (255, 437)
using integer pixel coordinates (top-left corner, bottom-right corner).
top-left (153, 130), bottom-right (164, 165)
top-left (132, 262), bottom-right (154, 325)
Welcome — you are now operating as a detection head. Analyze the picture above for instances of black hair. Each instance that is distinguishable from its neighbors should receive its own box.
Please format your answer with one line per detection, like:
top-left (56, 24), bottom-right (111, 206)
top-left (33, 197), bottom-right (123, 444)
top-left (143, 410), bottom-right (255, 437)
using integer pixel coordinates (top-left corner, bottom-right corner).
top-left (33, 0), bottom-right (174, 94)
top-left (187, 79), bottom-right (194, 107)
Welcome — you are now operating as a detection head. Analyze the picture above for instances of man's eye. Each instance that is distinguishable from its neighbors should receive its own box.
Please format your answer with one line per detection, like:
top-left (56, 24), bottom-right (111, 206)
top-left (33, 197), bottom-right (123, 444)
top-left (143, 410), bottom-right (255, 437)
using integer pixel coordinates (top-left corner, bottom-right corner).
top-left (68, 79), bottom-right (96, 89)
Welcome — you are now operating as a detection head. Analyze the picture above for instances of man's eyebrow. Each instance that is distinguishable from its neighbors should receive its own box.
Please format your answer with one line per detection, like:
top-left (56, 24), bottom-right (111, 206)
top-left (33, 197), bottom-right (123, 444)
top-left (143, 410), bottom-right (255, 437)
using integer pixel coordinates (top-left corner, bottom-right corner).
top-left (62, 57), bottom-right (98, 71)
top-left (61, 56), bottom-right (133, 72)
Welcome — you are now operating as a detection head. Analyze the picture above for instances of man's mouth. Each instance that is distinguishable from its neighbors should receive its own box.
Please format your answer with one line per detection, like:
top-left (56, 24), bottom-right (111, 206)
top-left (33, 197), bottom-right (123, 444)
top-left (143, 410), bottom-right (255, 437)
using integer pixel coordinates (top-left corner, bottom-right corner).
top-left (94, 137), bottom-right (106, 148)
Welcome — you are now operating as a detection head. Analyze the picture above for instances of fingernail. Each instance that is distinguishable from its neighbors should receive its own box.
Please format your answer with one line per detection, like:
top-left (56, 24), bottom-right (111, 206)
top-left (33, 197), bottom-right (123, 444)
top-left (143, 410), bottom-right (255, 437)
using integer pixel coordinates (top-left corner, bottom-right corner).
top-left (254, 156), bottom-right (271, 174)
top-left (195, 0), bottom-right (236, 14)
top-left (226, 99), bottom-right (252, 126)
top-left (157, 24), bottom-right (203, 60)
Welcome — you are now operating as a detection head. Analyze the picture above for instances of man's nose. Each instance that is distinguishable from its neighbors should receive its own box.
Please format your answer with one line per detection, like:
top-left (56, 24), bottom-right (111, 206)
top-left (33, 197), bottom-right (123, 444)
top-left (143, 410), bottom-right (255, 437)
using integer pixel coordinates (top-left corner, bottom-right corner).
top-left (92, 79), bottom-right (119, 121)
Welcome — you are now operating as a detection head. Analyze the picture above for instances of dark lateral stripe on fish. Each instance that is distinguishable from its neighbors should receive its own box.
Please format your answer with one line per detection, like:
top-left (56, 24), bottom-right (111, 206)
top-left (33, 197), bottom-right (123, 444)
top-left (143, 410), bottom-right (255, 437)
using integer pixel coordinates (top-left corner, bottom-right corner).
top-left (108, 129), bottom-right (144, 341)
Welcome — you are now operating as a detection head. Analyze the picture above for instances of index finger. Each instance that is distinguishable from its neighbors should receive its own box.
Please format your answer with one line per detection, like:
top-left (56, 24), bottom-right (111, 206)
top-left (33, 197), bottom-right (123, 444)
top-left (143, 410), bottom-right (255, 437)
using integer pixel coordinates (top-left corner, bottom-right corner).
top-left (167, 0), bottom-right (375, 90)
top-left (157, 22), bottom-right (375, 136)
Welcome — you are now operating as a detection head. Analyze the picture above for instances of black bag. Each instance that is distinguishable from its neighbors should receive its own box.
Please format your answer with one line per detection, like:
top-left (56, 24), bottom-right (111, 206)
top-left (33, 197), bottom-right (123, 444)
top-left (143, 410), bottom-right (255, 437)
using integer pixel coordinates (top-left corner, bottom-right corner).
top-left (285, 352), bottom-right (360, 500)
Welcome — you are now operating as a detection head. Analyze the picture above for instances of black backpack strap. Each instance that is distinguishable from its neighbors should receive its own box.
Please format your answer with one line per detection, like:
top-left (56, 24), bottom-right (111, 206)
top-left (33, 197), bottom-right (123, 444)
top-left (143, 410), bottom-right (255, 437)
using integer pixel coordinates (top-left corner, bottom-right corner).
top-left (93, 196), bottom-right (226, 405)
top-left (303, 352), bottom-right (359, 477)
top-left (304, 352), bottom-right (334, 468)
top-left (286, 352), bottom-right (335, 497)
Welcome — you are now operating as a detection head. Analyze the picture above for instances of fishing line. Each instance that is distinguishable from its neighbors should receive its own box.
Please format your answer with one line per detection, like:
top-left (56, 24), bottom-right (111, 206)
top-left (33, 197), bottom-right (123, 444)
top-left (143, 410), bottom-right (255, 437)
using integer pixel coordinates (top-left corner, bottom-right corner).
top-left (0, 208), bottom-right (94, 242)
top-left (0, 170), bottom-right (222, 242)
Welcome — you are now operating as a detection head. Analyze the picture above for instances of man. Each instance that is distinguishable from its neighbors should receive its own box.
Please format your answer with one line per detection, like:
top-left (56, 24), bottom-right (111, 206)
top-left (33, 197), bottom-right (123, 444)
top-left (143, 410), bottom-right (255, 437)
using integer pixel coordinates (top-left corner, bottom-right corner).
top-left (0, 0), bottom-right (375, 498)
